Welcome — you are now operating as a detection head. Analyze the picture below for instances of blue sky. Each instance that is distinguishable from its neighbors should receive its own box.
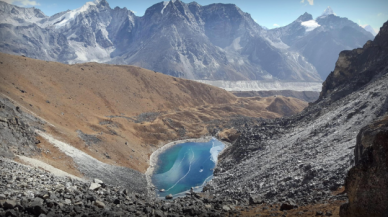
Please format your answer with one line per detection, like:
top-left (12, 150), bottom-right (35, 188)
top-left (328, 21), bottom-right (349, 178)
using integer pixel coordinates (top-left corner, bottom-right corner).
top-left (4, 0), bottom-right (387, 32)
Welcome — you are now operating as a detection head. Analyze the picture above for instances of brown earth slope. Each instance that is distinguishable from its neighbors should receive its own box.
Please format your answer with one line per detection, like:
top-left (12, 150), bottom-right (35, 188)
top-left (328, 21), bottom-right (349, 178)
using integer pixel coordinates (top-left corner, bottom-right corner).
top-left (0, 52), bottom-right (308, 176)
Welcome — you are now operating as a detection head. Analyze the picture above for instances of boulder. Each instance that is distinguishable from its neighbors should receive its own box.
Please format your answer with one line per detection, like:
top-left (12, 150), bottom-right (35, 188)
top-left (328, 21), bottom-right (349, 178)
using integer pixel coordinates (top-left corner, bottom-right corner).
top-left (93, 179), bottom-right (103, 184)
top-left (249, 195), bottom-right (264, 205)
top-left (95, 201), bottom-right (105, 208)
top-left (154, 209), bottom-right (164, 217)
top-left (280, 200), bottom-right (297, 211)
top-left (30, 198), bottom-right (44, 207)
top-left (340, 116), bottom-right (388, 217)
top-left (165, 194), bottom-right (173, 200)
top-left (64, 199), bottom-right (71, 205)
top-left (3, 200), bottom-right (17, 209)
top-left (222, 205), bottom-right (231, 212)
top-left (89, 183), bottom-right (101, 191)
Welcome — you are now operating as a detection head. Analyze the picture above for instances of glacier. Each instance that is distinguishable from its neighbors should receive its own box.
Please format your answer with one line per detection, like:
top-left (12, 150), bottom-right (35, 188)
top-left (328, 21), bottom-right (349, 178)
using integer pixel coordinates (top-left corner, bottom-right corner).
top-left (196, 80), bottom-right (323, 92)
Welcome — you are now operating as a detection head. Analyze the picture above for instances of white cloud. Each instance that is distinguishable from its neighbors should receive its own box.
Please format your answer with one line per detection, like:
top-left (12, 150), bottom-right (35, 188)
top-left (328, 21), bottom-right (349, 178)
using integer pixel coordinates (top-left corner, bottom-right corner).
top-left (301, 20), bottom-right (320, 31)
top-left (300, 0), bottom-right (314, 6)
top-left (273, 24), bottom-right (280, 27)
top-left (130, 10), bottom-right (137, 14)
top-left (377, 13), bottom-right (383, 17)
top-left (3, 0), bottom-right (39, 6)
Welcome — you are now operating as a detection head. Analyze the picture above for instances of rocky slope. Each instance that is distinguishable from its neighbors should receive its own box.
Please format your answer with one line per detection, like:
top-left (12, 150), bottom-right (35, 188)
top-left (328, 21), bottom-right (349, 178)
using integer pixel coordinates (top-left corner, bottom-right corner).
top-left (267, 7), bottom-right (374, 80)
top-left (0, 97), bottom-right (42, 159)
top-left (339, 116), bottom-right (388, 217)
top-left (0, 158), bottom-right (242, 217)
top-left (209, 20), bottom-right (388, 206)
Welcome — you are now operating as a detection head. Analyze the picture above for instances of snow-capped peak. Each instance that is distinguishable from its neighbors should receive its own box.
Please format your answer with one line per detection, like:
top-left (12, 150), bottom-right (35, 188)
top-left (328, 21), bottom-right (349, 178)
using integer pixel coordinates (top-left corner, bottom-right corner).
top-left (44, 0), bottom-right (101, 29)
top-left (321, 6), bottom-right (335, 17)
top-left (361, 24), bottom-right (377, 36)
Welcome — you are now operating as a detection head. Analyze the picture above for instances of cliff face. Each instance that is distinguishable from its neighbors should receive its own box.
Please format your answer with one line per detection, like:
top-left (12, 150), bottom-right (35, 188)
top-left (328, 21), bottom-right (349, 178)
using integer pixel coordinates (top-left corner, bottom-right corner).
top-left (320, 20), bottom-right (388, 102)
top-left (340, 116), bottom-right (388, 217)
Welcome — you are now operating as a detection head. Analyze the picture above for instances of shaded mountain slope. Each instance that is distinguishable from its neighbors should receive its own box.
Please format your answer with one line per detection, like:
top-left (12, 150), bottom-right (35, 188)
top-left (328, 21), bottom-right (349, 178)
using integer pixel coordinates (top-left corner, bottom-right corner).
top-left (210, 20), bottom-right (388, 205)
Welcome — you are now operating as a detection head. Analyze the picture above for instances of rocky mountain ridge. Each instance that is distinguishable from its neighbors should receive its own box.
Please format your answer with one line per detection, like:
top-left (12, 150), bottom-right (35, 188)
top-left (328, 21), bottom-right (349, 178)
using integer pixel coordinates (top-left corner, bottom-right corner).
top-left (267, 7), bottom-right (374, 79)
top-left (208, 20), bottom-right (388, 207)
top-left (0, 0), bottom-right (373, 81)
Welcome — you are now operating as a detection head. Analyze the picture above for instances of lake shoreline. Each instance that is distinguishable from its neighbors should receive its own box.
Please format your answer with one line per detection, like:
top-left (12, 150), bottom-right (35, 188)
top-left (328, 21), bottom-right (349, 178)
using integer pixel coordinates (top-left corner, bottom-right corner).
top-left (146, 136), bottom-right (222, 199)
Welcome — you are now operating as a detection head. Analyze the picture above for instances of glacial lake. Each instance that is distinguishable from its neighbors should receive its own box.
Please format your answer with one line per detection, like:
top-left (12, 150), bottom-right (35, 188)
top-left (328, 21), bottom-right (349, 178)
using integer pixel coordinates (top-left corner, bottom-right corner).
top-left (151, 138), bottom-right (225, 198)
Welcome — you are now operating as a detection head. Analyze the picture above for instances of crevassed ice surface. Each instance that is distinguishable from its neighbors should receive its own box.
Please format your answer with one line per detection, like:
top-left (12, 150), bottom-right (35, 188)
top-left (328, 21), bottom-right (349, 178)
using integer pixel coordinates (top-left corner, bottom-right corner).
top-left (152, 138), bottom-right (225, 198)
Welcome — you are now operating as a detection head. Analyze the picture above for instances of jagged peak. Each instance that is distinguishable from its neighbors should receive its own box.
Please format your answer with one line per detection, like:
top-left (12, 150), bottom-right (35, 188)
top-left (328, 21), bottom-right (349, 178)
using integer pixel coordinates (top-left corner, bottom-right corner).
top-left (296, 12), bottom-right (313, 22)
top-left (320, 6), bottom-right (335, 17)
top-left (160, 0), bottom-right (186, 15)
top-left (94, 0), bottom-right (109, 6)
top-left (188, 1), bottom-right (201, 6)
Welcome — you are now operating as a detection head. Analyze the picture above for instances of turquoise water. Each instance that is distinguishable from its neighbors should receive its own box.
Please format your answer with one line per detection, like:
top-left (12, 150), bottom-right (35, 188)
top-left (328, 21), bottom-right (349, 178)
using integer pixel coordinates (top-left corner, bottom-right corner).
top-left (151, 138), bottom-right (225, 198)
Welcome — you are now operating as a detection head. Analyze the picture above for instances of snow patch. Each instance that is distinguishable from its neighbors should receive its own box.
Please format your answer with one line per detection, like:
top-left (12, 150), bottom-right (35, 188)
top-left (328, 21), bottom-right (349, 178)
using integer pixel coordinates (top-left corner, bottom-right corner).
top-left (210, 140), bottom-right (224, 163)
top-left (230, 37), bottom-right (242, 51)
top-left (161, 1), bottom-right (169, 14)
top-left (301, 20), bottom-right (321, 32)
top-left (161, 0), bottom-right (177, 14)
top-left (17, 155), bottom-right (82, 180)
top-left (69, 41), bottom-right (114, 63)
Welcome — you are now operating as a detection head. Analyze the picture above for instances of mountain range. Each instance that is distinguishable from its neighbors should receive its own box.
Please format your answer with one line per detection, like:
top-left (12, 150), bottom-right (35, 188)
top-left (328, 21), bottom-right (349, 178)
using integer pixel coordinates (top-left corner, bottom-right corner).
top-left (0, 0), bottom-right (374, 81)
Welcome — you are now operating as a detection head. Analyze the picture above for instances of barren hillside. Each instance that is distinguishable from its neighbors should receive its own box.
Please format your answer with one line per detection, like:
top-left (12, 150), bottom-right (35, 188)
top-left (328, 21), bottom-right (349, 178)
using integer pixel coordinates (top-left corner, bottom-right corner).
top-left (0, 52), bottom-right (307, 176)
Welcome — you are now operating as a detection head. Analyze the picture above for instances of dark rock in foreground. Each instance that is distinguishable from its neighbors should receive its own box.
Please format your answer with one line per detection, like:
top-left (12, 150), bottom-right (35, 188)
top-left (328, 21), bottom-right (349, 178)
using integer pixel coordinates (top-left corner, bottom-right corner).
top-left (340, 116), bottom-right (388, 217)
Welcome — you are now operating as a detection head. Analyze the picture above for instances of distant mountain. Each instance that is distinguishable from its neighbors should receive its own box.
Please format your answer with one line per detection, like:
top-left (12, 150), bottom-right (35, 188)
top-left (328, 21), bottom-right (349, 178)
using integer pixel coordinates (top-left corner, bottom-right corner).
top-left (361, 24), bottom-right (377, 36)
top-left (0, 1), bottom-right (373, 81)
top-left (267, 7), bottom-right (374, 80)
top-left (0, 0), bottom-right (317, 81)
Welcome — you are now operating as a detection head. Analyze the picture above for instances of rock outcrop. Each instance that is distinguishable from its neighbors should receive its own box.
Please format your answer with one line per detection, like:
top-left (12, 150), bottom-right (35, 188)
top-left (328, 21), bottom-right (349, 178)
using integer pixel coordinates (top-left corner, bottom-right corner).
top-left (320, 20), bottom-right (388, 102)
top-left (340, 116), bottom-right (388, 217)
